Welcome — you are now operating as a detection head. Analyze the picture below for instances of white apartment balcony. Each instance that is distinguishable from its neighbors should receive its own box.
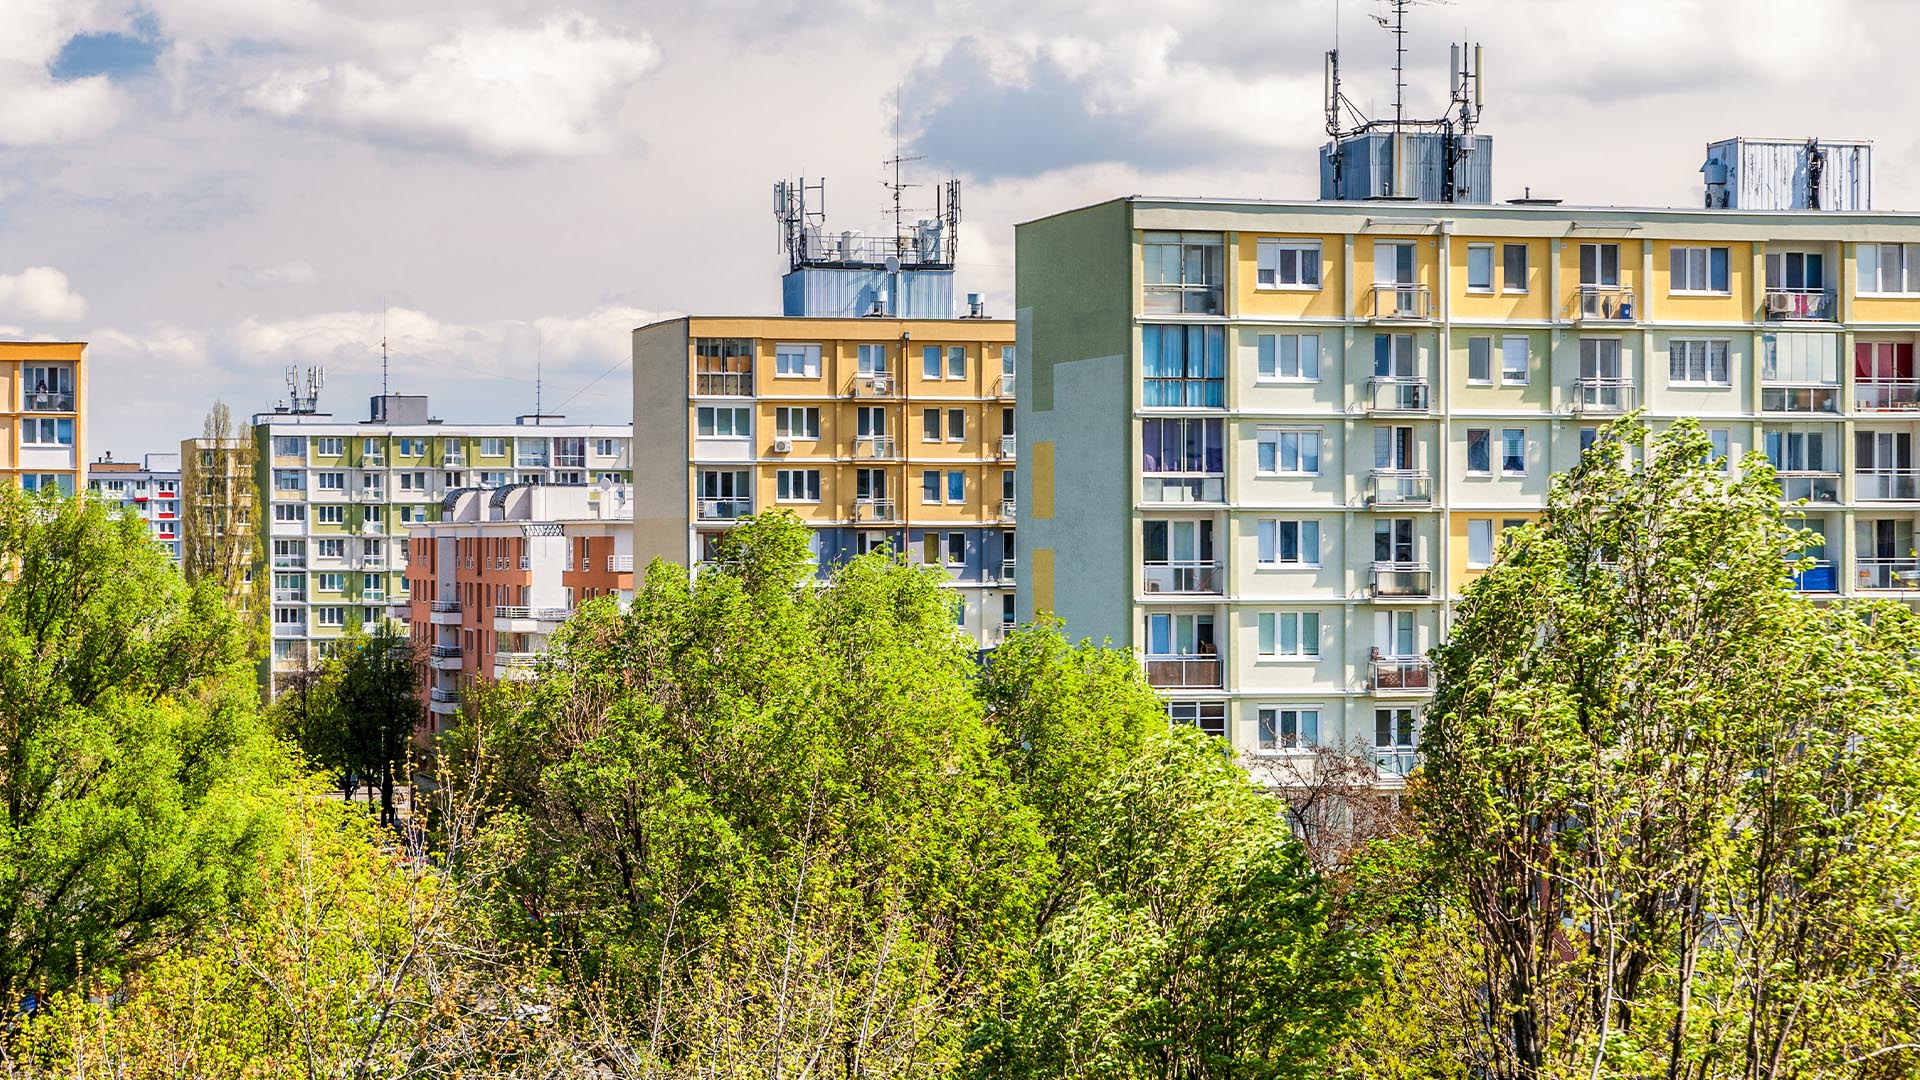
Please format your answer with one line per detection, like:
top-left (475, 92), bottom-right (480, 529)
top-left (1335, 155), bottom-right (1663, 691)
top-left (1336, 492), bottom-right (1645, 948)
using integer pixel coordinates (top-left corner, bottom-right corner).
top-left (272, 623), bottom-right (305, 639)
top-left (272, 554), bottom-right (306, 569)
top-left (1371, 656), bottom-right (1434, 694)
top-left (1368, 377), bottom-right (1431, 414)
top-left (428, 687), bottom-right (460, 716)
top-left (606, 554), bottom-right (634, 573)
top-left (994, 375), bottom-right (1016, 399)
top-left (856, 435), bottom-right (898, 461)
top-left (999, 498), bottom-right (1017, 521)
top-left (352, 488), bottom-right (385, 503)
top-left (21, 390), bottom-right (76, 413)
top-left (1144, 655), bottom-right (1222, 689)
top-left (1141, 475), bottom-right (1225, 504)
top-left (429, 644), bottom-right (464, 670)
top-left (1763, 288), bottom-right (1836, 322)
top-left (1571, 285), bottom-right (1635, 321)
top-left (272, 587), bottom-right (304, 602)
top-left (696, 371), bottom-right (753, 396)
top-left (1370, 562), bottom-right (1433, 598)
top-left (555, 454), bottom-right (586, 469)
top-left (494, 605), bottom-right (570, 632)
top-left (1856, 470), bottom-right (1920, 501)
top-left (1858, 558), bottom-right (1920, 591)
top-left (1856, 380), bottom-right (1920, 412)
top-left (697, 498), bottom-right (751, 521)
top-left (853, 497), bottom-right (898, 523)
top-left (1366, 284), bottom-right (1432, 322)
top-left (1367, 469), bottom-right (1432, 506)
top-left (1375, 748), bottom-right (1419, 777)
top-left (494, 652), bottom-right (541, 679)
top-left (1778, 472), bottom-right (1841, 504)
top-left (1574, 378), bottom-right (1636, 414)
top-left (999, 435), bottom-right (1017, 460)
top-left (853, 373), bottom-right (898, 398)
top-left (358, 452), bottom-right (385, 468)
top-left (1762, 383), bottom-right (1841, 414)
top-left (1141, 561), bottom-right (1222, 595)
top-left (357, 555), bottom-right (389, 570)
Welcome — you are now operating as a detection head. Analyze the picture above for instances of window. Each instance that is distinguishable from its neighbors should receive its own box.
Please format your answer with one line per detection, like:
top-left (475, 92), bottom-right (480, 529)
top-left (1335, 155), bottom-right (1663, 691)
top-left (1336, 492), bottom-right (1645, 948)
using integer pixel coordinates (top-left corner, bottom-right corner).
top-left (1146, 611), bottom-right (1214, 657)
top-left (1373, 333), bottom-right (1415, 378)
top-left (1375, 518), bottom-right (1415, 564)
top-left (479, 471), bottom-right (509, 487)
top-left (1001, 345), bottom-right (1016, 379)
top-left (1670, 245), bottom-right (1731, 293)
top-left (1142, 325), bottom-right (1226, 407)
top-left (697, 406), bottom-right (751, 437)
top-left (922, 346), bottom-right (942, 379)
top-left (1765, 429), bottom-right (1830, 472)
top-left (922, 409), bottom-right (940, 442)
top-left (315, 607), bottom-right (345, 627)
top-left (774, 343), bottom-right (821, 377)
top-left (362, 573), bottom-right (381, 592)
top-left (776, 469), bottom-right (820, 502)
top-left (274, 606), bottom-right (301, 626)
top-left (1375, 708), bottom-right (1418, 773)
top-left (1466, 429), bottom-right (1491, 474)
top-left (1467, 337), bottom-right (1492, 384)
top-left (315, 437), bottom-right (343, 456)
top-left (1502, 429), bottom-right (1526, 475)
top-left (21, 418), bottom-right (73, 445)
top-left (1255, 238), bottom-right (1322, 288)
top-left (1669, 339), bottom-right (1730, 385)
top-left (775, 407), bottom-right (820, 439)
top-left (947, 346), bottom-right (966, 379)
top-left (945, 532), bottom-right (965, 565)
top-left (21, 364), bottom-right (73, 408)
top-left (21, 474), bottom-right (71, 495)
top-left (1142, 519), bottom-right (1214, 576)
top-left (480, 438), bottom-right (506, 457)
top-left (273, 469), bottom-right (304, 491)
top-left (1857, 244), bottom-right (1920, 295)
top-left (858, 343), bottom-right (888, 375)
top-left (857, 407), bottom-right (888, 438)
top-left (1141, 418), bottom-right (1225, 501)
top-left (1708, 428), bottom-right (1731, 470)
top-left (1501, 336), bottom-right (1530, 384)
top-left (947, 408), bottom-right (966, 441)
top-left (1766, 251), bottom-right (1825, 291)
top-left (1375, 240), bottom-right (1416, 285)
top-left (1580, 243), bottom-right (1621, 287)
top-left (398, 505), bottom-right (422, 523)
top-left (1763, 332), bottom-right (1840, 384)
top-left (273, 436), bottom-right (303, 457)
top-left (1502, 243), bottom-right (1529, 292)
top-left (1142, 231), bottom-right (1225, 314)
top-left (1467, 519), bottom-right (1494, 568)
top-left (1579, 427), bottom-right (1599, 455)
top-left (1256, 519), bottom-right (1319, 566)
top-left (1257, 429), bottom-right (1322, 475)
top-left (855, 469), bottom-right (887, 501)
top-left (1466, 243), bottom-right (1494, 291)
top-left (1257, 611), bottom-right (1320, 658)
top-left (1259, 707), bottom-right (1320, 751)
top-left (397, 438), bottom-right (426, 456)
top-left (1257, 333), bottom-right (1320, 381)
top-left (274, 503), bottom-right (305, 522)
top-left (947, 471), bottom-right (965, 502)
top-left (317, 538), bottom-right (345, 558)
top-left (922, 470), bottom-right (941, 504)
top-left (1167, 700), bottom-right (1227, 738)
top-left (397, 471), bottom-right (427, 491)
top-left (593, 438), bottom-right (619, 457)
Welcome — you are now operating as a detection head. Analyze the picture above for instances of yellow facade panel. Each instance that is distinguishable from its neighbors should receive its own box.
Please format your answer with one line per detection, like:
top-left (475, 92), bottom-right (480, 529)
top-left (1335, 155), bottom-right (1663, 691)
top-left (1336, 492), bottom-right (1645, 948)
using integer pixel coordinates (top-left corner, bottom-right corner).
top-left (1450, 236), bottom-right (1552, 322)
top-left (1650, 239), bottom-right (1754, 322)
top-left (1234, 233), bottom-right (1347, 320)
top-left (1447, 511), bottom-right (1541, 590)
top-left (1031, 441), bottom-right (1055, 520)
top-left (1032, 548), bottom-right (1055, 616)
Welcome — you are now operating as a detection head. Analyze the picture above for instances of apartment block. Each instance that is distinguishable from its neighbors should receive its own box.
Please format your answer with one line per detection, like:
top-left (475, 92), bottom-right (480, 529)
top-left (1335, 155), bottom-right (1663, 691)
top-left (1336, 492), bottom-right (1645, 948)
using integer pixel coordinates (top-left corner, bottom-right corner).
top-left (0, 341), bottom-right (86, 495)
top-left (1016, 179), bottom-right (1920, 779)
top-left (255, 392), bottom-right (631, 696)
top-left (87, 452), bottom-right (182, 563)
top-left (632, 315), bottom-right (1019, 647)
top-left (405, 485), bottom-right (633, 731)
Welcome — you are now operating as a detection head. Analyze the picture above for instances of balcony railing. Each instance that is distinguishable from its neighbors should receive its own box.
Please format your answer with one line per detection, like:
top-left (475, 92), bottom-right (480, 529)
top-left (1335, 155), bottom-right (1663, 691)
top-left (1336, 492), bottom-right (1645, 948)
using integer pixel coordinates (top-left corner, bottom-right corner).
top-left (1572, 285), bottom-right (1635, 321)
top-left (1143, 283), bottom-right (1224, 316)
top-left (1777, 473), bottom-right (1841, 503)
top-left (429, 644), bottom-right (463, 660)
top-left (1762, 384), bottom-right (1841, 414)
top-left (856, 435), bottom-right (898, 460)
top-left (1575, 378), bottom-right (1636, 414)
top-left (999, 498), bottom-right (1017, 521)
top-left (1367, 469), bottom-right (1432, 506)
top-left (994, 375), bottom-right (1016, 399)
top-left (695, 372), bottom-right (753, 396)
top-left (352, 488), bottom-right (385, 502)
top-left (1368, 376), bottom-right (1431, 413)
top-left (430, 599), bottom-right (460, 613)
top-left (607, 554), bottom-right (634, 573)
top-left (1375, 748), bottom-right (1420, 777)
top-left (1367, 284), bottom-right (1432, 321)
top-left (1370, 563), bottom-right (1433, 597)
top-left (358, 453), bottom-right (385, 468)
top-left (495, 651), bottom-right (541, 671)
top-left (23, 391), bottom-right (75, 412)
top-left (1145, 655), bottom-right (1222, 689)
top-left (272, 588), bottom-right (304, 602)
top-left (1857, 470), bottom-right (1920, 501)
top-left (1856, 380), bottom-right (1920, 412)
top-left (1141, 561), bottom-right (1222, 594)
top-left (853, 374), bottom-right (898, 398)
top-left (495, 605), bottom-right (571, 621)
top-left (1790, 559), bottom-right (1837, 593)
top-left (1141, 476), bottom-right (1226, 503)
top-left (517, 457), bottom-right (551, 469)
top-left (853, 498), bottom-right (898, 523)
top-left (1763, 288), bottom-right (1836, 321)
top-left (272, 555), bottom-right (306, 569)
top-left (1859, 558), bottom-right (1920, 590)
top-left (999, 435), bottom-right (1017, 459)
top-left (429, 687), bottom-right (460, 704)
top-left (698, 498), bottom-right (751, 521)
top-left (554, 455), bottom-right (586, 468)
top-left (1371, 657), bottom-right (1433, 693)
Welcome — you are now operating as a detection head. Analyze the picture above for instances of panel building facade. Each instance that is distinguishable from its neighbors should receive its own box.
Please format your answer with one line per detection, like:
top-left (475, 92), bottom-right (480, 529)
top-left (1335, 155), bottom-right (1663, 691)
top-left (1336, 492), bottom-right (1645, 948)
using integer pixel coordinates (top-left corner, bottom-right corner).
top-left (0, 341), bottom-right (86, 495)
top-left (1017, 193), bottom-right (1920, 779)
top-left (87, 452), bottom-right (182, 563)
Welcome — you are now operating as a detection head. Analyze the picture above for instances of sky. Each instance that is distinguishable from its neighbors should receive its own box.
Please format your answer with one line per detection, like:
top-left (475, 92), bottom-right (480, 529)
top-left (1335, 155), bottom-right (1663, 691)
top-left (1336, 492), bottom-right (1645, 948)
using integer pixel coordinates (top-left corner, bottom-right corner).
top-left (2, 0), bottom-right (1915, 456)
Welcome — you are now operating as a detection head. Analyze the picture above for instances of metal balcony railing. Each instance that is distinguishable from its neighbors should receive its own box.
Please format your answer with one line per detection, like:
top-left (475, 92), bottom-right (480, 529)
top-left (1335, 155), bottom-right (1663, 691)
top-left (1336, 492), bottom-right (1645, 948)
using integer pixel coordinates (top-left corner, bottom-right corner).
top-left (1763, 288), bottom-right (1836, 321)
top-left (853, 498), bottom-right (897, 523)
top-left (1574, 378), bottom-right (1636, 414)
top-left (999, 435), bottom-right (1017, 459)
top-left (1367, 469), bottom-right (1432, 506)
top-left (272, 588), bottom-right (303, 602)
top-left (495, 651), bottom-right (541, 669)
top-left (698, 498), bottom-right (751, 521)
top-left (1367, 284), bottom-right (1432, 321)
top-left (999, 498), bottom-right (1017, 521)
top-left (1572, 285), bottom-right (1635, 321)
top-left (1790, 560), bottom-right (1836, 593)
top-left (430, 599), bottom-right (460, 613)
top-left (495, 605), bottom-right (571, 621)
top-left (1371, 657), bottom-right (1433, 693)
top-left (352, 488), bottom-right (385, 502)
top-left (857, 435), bottom-right (898, 460)
top-left (1857, 470), bottom-right (1920, 501)
top-left (1144, 655), bottom-right (1222, 689)
top-left (1777, 473), bottom-right (1841, 503)
top-left (1370, 563), bottom-right (1433, 597)
top-left (1368, 376), bottom-right (1431, 413)
top-left (1762, 384), bottom-right (1841, 414)
top-left (429, 644), bottom-right (463, 660)
top-left (994, 375), bottom-right (1016, 399)
top-left (429, 687), bottom-right (460, 704)
top-left (1375, 748), bottom-right (1419, 777)
top-left (1856, 380), bottom-right (1920, 412)
top-left (23, 391), bottom-right (76, 412)
top-left (272, 555), bottom-right (306, 569)
top-left (1858, 558), bottom-right (1920, 590)
top-left (1141, 562), bottom-right (1222, 594)
top-left (854, 374), bottom-right (898, 398)
top-left (607, 554), bottom-right (634, 572)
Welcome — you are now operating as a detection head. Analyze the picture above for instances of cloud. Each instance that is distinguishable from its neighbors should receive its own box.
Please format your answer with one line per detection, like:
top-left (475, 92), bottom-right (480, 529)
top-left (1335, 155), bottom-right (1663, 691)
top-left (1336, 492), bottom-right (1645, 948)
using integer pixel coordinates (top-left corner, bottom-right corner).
top-left (220, 260), bottom-right (319, 291)
top-left (240, 12), bottom-right (660, 158)
top-left (0, 267), bottom-right (87, 321)
top-left (0, 2), bottom-right (131, 145)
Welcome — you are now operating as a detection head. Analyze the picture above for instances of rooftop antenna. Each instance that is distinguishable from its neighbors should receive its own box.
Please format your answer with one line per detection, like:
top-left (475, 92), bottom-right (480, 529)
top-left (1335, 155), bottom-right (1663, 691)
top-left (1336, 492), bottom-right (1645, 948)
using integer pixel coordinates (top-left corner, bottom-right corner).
top-left (882, 84), bottom-right (925, 259)
top-left (1324, 0), bottom-right (1480, 201)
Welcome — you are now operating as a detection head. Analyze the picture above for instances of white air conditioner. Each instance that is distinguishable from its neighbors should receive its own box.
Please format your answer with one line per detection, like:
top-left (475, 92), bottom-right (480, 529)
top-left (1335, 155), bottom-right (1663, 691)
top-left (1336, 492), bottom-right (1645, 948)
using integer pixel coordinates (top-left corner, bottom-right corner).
top-left (772, 437), bottom-right (793, 453)
top-left (1767, 292), bottom-right (1796, 314)
top-left (871, 375), bottom-right (893, 395)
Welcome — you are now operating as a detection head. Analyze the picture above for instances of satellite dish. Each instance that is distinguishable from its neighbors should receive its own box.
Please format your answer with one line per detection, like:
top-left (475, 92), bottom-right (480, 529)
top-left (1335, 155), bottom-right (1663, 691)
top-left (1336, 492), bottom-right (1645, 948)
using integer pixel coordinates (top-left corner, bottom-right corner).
top-left (883, 255), bottom-right (901, 274)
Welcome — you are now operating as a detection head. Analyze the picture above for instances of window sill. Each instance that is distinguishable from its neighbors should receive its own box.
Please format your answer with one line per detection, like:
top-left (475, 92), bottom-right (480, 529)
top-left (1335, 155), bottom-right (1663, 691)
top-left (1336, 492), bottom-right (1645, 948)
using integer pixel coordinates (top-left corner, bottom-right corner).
top-left (1254, 284), bottom-right (1324, 293)
top-left (1669, 290), bottom-right (1732, 298)
top-left (1501, 378), bottom-right (1531, 386)
top-left (1464, 470), bottom-right (1493, 478)
top-left (1670, 382), bottom-right (1733, 389)
top-left (1254, 472), bottom-right (1324, 480)
top-left (1254, 563), bottom-right (1322, 571)
top-left (1465, 379), bottom-right (1494, 387)
top-left (1254, 377), bottom-right (1322, 385)
top-left (1255, 655), bottom-right (1322, 664)
top-left (1502, 288), bottom-right (1531, 296)
top-left (1465, 287), bottom-right (1495, 296)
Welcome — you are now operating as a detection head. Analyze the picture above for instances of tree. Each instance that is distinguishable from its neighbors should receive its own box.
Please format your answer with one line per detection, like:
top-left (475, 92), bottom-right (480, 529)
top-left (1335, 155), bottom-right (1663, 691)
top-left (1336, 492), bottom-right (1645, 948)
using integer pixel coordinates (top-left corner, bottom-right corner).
top-left (280, 624), bottom-right (420, 826)
top-left (180, 401), bottom-right (265, 651)
top-left (0, 486), bottom-right (285, 1008)
top-left (1418, 416), bottom-right (1920, 1079)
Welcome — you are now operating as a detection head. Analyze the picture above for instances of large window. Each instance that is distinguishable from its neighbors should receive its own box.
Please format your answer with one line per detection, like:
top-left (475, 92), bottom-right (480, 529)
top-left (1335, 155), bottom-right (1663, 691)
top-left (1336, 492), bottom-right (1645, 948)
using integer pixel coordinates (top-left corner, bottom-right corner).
top-left (1669, 246), bottom-right (1731, 293)
top-left (1762, 332), bottom-right (1840, 384)
top-left (1765, 429), bottom-right (1831, 472)
top-left (1142, 325), bottom-right (1225, 407)
top-left (1146, 611), bottom-right (1214, 657)
top-left (775, 469), bottom-right (820, 502)
top-left (696, 405), bottom-right (750, 437)
top-left (1142, 232), bottom-right (1224, 314)
top-left (1259, 707), bottom-right (1319, 751)
top-left (21, 418), bottom-right (73, 445)
top-left (775, 407), bottom-right (820, 439)
top-left (774, 343), bottom-right (821, 377)
top-left (1257, 429), bottom-right (1322, 475)
top-left (857, 343), bottom-right (888, 375)
top-left (1580, 243), bottom-right (1621, 287)
top-left (1257, 611), bottom-right (1320, 658)
top-left (1257, 333), bottom-right (1320, 381)
top-left (1669, 339), bottom-right (1730, 385)
top-left (1256, 519), bottom-right (1320, 566)
top-left (1168, 700), bottom-right (1227, 738)
top-left (1141, 418), bottom-right (1224, 502)
top-left (695, 337), bottom-right (753, 395)
top-left (1857, 244), bottom-right (1920, 295)
top-left (1767, 251), bottom-right (1825, 291)
top-left (21, 364), bottom-right (74, 410)
top-left (1255, 238), bottom-right (1321, 289)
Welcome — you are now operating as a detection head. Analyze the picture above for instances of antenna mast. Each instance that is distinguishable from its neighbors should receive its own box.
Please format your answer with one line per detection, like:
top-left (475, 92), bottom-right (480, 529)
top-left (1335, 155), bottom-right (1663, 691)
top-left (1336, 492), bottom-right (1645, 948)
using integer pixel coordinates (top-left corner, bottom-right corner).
top-left (1322, 0), bottom-right (1487, 202)
top-left (882, 85), bottom-right (925, 259)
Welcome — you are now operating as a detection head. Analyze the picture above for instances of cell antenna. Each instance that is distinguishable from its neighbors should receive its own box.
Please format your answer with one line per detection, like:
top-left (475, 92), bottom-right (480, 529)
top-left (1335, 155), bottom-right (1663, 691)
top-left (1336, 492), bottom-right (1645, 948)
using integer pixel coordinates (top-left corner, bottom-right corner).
top-left (882, 84), bottom-right (925, 260)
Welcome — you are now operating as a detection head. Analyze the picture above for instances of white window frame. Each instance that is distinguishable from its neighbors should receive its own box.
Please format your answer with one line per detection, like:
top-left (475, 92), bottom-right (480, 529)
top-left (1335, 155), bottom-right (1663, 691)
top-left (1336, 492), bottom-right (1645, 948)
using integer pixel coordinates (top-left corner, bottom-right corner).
top-left (1500, 335), bottom-right (1530, 385)
top-left (775, 407), bottom-right (820, 440)
top-left (1258, 706), bottom-right (1321, 752)
top-left (1465, 428), bottom-right (1492, 476)
top-left (1857, 243), bottom-right (1920, 296)
top-left (1466, 337), bottom-right (1493, 385)
top-left (1707, 428), bottom-right (1731, 471)
top-left (315, 437), bottom-right (343, 456)
top-left (1465, 243), bottom-right (1495, 293)
top-left (1500, 428), bottom-right (1527, 476)
top-left (1467, 518), bottom-right (1494, 568)
top-left (775, 468), bottom-right (820, 503)
top-left (1502, 243), bottom-right (1530, 293)
top-left (774, 343), bottom-right (822, 378)
top-left (1256, 332), bottom-right (1321, 382)
top-left (1257, 611), bottom-right (1321, 659)
top-left (1255, 518), bottom-right (1321, 567)
top-left (1669, 245), bottom-right (1731, 295)
top-left (697, 405), bottom-right (751, 438)
top-left (1254, 238), bottom-right (1323, 290)
top-left (1256, 428), bottom-right (1323, 476)
top-left (1668, 338), bottom-right (1731, 386)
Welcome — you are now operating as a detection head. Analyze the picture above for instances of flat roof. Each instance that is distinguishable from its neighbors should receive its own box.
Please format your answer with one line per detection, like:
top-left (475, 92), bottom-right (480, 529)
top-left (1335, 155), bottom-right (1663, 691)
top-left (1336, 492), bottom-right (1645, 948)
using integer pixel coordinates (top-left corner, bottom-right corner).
top-left (1019, 194), bottom-right (1920, 229)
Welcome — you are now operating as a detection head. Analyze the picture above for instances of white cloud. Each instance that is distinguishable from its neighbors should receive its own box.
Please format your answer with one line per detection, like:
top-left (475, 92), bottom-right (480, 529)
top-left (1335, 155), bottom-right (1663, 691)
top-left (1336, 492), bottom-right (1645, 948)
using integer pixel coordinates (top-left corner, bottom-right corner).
top-left (0, 2), bottom-right (128, 145)
top-left (220, 260), bottom-right (319, 291)
top-left (0, 267), bottom-right (87, 321)
top-left (240, 12), bottom-right (660, 158)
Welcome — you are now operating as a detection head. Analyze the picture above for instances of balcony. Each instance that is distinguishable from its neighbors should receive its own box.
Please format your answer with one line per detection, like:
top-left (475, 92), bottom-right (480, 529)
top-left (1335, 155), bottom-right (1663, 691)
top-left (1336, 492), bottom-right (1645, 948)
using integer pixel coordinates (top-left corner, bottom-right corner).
top-left (994, 375), bottom-right (1016, 399)
top-left (1762, 384), bottom-right (1841, 414)
top-left (1572, 285), bottom-right (1635, 321)
top-left (21, 391), bottom-right (75, 412)
top-left (1859, 558), bottom-right (1920, 590)
top-left (1370, 563), bottom-right (1433, 597)
top-left (494, 605), bottom-right (571, 622)
top-left (856, 435), bottom-right (898, 461)
top-left (1574, 378), bottom-right (1636, 414)
top-left (696, 372), bottom-right (753, 396)
top-left (358, 453), bottom-right (385, 468)
top-left (494, 652), bottom-right (541, 679)
top-left (358, 555), bottom-right (388, 570)
top-left (1375, 748), bottom-right (1419, 777)
top-left (1856, 470), bottom-right (1920, 501)
top-left (999, 435), bottom-right (1017, 460)
top-left (1371, 657), bottom-right (1434, 694)
top-left (1856, 381), bottom-right (1920, 412)
top-left (1790, 559), bottom-right (1837, 593)
top-left (430, 599), bottom-right (460, 613)
top-left (441, 452), bottom-right (467, 467)
top-left (1143, 283), bottom-right (1223, 316)
top-left (352, 488), bottom-right (385, 503)
top-left (697, 498), bottom-right (751, 521)
top-left (555, 455), bottom-right (586, 469)
top-left (1142, 476), bottom-right (1226, 503)
top-left (1141, 561), bottom-right (1222, 594)
top-left (1368, 377), bottom-right (1431, 414)
top-left (429, 686), bottom-right (460, 706)
top-left (272, 588), bottom-right (304, 602)
top-left (853, 374), bottom-right (898, 398)
top-left (1145, 655), bottom-right (1222, 689)
top-left (1367, 284), bottom-right (1432, 322)
top-left (1776, 473), bottom-right (1841, 503)
top-left (853, 498), bottom-right (898, 523)
top-left (607, 554), bottom-right (634, 572)
top-left (1367, 469), bottom-right (1432, 506)
top-left (429, 644), bottom-right (463, 670)
top-left (1763, 288), bottom-right (1836, 322)
top-left (999, 498), bottom-right (1017, 521)
top-left (272, 555), bottom-right (306, 569)
top-left (516, 457), bottom-right (551, 469)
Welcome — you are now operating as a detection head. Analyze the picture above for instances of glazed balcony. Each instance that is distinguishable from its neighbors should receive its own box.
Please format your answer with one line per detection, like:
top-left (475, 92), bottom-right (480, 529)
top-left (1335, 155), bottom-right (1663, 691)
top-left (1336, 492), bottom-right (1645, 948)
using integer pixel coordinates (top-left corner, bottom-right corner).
top-left (1856, 470), bottom-right (1920, 501)
top-left (1776, 472), bottom-right (1841, 504)
top-left (1858, 558), bottom-right (1920, 590)
top-left (1762, 384), bottom-right (1841, 414)
top-left (1855, 380), bottom-right (1920, 412)
top-left (1367, 469), bottom-right (1432, 506)
top-left (1370, 563), bottom-right (1433, 598)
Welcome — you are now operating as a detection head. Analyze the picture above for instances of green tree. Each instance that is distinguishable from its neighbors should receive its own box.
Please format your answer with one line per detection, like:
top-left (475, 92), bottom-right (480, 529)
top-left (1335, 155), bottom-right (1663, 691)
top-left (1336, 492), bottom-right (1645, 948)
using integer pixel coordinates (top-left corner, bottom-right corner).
top-left (0, 487), bottom-right (285, 1008)
top-left (278, 624), bottom-right (420, 825)
top-left (180, 401), bottom-right (265, 650)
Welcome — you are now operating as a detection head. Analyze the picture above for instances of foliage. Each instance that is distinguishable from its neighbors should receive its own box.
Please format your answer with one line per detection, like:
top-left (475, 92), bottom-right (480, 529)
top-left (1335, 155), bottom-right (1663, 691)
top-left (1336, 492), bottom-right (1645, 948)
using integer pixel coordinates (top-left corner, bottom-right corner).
top-left (179, 401), bottom-right (265, 650)
top-left (271, 622), bottom-right (421, 825)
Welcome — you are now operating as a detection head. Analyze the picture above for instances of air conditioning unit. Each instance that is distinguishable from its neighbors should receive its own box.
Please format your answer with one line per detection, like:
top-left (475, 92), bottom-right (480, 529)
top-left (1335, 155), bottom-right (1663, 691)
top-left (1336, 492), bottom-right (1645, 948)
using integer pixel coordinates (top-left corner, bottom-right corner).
top-left (871, 375), bottom-right (893, 395)
top-left (772, 438), bottom-right (793, 453)
top-left (1767, 292), bottom-right (1796, 315)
